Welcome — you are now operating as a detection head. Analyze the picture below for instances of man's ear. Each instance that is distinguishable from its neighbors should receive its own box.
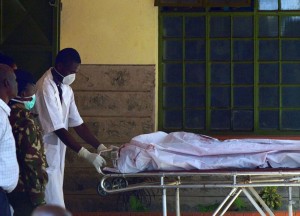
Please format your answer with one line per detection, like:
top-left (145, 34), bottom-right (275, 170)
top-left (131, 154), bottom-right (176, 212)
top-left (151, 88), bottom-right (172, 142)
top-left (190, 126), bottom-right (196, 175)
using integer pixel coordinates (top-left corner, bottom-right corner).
top-left (3, 78), bottom-right (10, 88)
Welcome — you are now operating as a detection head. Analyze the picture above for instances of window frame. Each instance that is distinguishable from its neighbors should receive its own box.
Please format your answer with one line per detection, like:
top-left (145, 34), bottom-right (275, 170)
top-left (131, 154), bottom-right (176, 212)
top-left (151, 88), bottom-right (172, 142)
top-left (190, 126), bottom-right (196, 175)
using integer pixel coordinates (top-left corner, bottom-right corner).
top-left (158, 0), bottom-right (300, 135)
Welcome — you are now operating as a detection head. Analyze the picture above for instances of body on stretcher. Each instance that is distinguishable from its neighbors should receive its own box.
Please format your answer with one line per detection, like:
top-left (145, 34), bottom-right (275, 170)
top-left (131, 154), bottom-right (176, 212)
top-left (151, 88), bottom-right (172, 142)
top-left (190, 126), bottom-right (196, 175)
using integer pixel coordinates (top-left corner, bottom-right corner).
top-left (98, 153), bottom-right (300, 216)
top-left (97, 132), bottom-right (300, 216)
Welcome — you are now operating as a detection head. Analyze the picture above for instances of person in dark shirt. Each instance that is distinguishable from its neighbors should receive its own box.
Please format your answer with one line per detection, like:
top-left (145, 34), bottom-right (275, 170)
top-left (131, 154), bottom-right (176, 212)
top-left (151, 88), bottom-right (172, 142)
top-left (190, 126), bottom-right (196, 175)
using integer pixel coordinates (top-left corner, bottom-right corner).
top-left (8, 69), bottom-right (48, 216)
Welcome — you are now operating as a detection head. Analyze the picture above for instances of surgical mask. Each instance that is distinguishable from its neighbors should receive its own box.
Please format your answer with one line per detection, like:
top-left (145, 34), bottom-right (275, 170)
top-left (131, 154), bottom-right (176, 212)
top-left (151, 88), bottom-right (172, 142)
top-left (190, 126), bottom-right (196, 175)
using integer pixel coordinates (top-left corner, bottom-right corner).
top-left (11, 94), bottom-right (36, 110)
top-left (54, 67), bottom-right (76, 85)
top-left (24, 94), bottom-right (36, 110)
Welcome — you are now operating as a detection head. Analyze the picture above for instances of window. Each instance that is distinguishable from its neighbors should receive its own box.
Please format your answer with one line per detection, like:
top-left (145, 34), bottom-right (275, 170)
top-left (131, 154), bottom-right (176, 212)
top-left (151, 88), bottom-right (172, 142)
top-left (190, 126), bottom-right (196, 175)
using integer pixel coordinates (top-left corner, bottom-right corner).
top-left (158, 0), bottom-right (300, 134)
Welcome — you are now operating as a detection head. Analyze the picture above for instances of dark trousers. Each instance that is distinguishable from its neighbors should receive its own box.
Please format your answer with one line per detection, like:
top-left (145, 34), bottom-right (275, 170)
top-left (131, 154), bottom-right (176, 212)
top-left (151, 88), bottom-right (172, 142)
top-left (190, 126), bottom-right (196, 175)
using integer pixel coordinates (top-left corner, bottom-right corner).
top-left (0, 187), bottom-right (11, 216)
top-left (7, 192), bottom-right (35, 216)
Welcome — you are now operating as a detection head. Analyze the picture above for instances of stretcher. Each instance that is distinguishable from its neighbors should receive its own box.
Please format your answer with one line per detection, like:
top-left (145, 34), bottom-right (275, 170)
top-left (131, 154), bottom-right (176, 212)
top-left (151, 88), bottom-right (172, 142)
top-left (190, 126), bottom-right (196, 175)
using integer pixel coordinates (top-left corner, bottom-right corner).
top-left (97, 147), bottom-right (300, 216)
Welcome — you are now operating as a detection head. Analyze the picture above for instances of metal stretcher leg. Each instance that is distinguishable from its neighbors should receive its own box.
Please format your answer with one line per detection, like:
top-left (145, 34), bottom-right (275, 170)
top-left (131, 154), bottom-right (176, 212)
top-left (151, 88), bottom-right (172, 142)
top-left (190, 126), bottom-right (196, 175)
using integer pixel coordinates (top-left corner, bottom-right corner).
top-left (176, 188), bottom-right (180, 216)
top-left (176, 176), bottom-right (181, 216)
top-left (161, 176), bottom-right (167, 216)
top-left (242, 188), bottom-right (266, 216)
top-left (212, 188), bottom-right (240, 216)
top-left (248, 187), bottom-right (275, 216)
top-left (288, 186), bottom-right (293, 216)
top-left (219, 189), bottom-right (243, 216)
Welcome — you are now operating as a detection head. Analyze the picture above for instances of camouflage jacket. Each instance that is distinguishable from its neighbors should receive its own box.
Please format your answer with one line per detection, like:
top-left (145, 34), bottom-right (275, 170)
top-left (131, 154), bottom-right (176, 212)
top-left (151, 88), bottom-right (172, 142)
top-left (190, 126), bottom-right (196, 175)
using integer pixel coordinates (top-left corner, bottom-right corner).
top-left (8, 103), bottom-right (48, 206)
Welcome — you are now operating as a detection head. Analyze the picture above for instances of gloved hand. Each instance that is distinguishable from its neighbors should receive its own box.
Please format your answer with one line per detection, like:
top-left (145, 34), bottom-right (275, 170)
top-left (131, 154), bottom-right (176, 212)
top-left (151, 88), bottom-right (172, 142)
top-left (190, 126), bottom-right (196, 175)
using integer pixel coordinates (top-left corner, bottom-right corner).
top-left (97, 144), bottom-right (107, 154)
top-left (97, 143), bottom-right (110, 158)
top-left (78, 147), bottom-right (106, 173)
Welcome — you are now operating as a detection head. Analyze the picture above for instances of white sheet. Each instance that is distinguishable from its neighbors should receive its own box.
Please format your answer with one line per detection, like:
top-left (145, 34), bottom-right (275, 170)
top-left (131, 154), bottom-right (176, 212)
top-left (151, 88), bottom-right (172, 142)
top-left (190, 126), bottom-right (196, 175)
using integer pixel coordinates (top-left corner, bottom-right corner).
top-left (116, 131), bottom-right (300, 173)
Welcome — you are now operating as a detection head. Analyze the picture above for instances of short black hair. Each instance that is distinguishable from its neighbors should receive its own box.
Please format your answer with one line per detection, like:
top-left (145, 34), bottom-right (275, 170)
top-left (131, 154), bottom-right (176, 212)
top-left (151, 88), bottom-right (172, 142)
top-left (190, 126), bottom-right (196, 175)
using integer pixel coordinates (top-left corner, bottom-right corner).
top-left (0, 54), bottom-right (16, 68)
top-left (55, 48), bottom-right (81, 66)
top-left (14, 69), bottom-right (36, 95)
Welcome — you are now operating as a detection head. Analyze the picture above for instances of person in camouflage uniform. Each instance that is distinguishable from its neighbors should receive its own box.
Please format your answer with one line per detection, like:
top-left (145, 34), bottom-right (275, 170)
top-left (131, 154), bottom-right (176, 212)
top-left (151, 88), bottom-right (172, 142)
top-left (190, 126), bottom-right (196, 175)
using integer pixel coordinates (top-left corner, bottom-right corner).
top-left (7, 69), bottom-right (48, 216)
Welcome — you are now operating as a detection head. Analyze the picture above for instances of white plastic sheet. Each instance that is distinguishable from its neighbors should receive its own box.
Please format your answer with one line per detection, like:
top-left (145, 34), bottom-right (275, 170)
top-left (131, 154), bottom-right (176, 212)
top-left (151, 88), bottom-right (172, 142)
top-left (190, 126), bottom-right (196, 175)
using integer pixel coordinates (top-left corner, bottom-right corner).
top-left (117, 131), bottom-right (300, 173)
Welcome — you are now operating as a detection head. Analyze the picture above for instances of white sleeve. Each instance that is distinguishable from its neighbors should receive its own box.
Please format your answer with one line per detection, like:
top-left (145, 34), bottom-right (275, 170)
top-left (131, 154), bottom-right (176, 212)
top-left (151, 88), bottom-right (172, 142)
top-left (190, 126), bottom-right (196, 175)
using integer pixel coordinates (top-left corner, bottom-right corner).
top-left (0, 114), bottom-right (5, 138)
top-left (35, 83), bottom-right (65, 134)
top-left (68, 92), bottom-right (83, 127)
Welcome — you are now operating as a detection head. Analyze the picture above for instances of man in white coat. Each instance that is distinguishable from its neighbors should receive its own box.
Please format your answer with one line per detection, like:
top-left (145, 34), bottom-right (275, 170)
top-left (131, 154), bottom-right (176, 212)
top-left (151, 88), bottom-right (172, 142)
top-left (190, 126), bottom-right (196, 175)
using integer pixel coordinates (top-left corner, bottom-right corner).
top-left (35, 48), bottom-right (107, 208)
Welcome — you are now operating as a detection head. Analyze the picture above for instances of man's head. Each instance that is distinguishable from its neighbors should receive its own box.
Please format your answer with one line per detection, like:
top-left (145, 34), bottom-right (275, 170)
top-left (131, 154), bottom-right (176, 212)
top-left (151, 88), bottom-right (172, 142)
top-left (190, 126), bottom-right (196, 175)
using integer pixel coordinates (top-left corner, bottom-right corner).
top-left (14, 69), bottom-right (36, 97)
top-left (31, 204), bottom-right (72, 216)
top-left (0, 63), bottom-right (18, 103)
top-left (54, 48), bottom-right (81, 78)
top-left (10, 69), bottom-right (36, 110)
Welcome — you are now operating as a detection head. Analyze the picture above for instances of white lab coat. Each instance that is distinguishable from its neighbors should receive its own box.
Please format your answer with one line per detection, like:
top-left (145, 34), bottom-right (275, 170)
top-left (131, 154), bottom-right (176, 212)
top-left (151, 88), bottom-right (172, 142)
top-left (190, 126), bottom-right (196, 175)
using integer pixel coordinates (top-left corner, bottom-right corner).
top-left (35, 68), bottom-right (83, 208)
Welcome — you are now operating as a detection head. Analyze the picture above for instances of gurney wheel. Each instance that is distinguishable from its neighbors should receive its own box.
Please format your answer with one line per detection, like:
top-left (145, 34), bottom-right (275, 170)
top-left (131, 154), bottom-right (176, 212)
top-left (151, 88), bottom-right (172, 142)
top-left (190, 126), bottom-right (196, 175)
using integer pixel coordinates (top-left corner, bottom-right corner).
top-left (97, 180), bottom-right (112, 196)
top-left (112, 177), bottom-right (128, 189)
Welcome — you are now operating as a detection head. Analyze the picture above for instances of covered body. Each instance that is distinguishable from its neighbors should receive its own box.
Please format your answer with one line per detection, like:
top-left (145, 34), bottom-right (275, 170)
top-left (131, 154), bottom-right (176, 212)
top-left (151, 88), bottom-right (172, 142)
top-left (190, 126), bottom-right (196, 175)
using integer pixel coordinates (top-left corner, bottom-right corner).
top-left (117, 131), bottom-right (300, 173)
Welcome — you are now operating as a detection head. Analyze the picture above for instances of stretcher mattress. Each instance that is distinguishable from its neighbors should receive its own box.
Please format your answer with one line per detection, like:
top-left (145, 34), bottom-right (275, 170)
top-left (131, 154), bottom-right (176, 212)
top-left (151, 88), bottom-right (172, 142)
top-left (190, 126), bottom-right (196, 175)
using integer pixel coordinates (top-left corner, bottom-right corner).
top-left (116, 131), bottom-right (300, 173)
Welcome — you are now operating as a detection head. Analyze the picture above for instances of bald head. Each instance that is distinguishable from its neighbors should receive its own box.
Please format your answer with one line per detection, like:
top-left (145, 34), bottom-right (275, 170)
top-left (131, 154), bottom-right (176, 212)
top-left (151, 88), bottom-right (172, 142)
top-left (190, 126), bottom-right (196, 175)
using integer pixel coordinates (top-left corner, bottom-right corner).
top-left (31, 205), bottom-right (72, 216)
top-left (0, 63), bottom-right (18, 103)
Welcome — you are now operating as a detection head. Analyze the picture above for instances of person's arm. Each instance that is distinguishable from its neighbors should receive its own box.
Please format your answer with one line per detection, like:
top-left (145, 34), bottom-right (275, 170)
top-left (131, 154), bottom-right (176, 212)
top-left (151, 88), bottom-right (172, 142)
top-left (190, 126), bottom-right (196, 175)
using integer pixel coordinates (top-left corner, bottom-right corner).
top-left (54, 127), bottom-right (106, 172)
top-left (67, 89), bottom-right (106, 152)
top-left (54, 128), bottom-right (82, 153)
top-left (55, 124), bottom-right (106, 152)
top-left (72, 123), bottom-right (107, 152)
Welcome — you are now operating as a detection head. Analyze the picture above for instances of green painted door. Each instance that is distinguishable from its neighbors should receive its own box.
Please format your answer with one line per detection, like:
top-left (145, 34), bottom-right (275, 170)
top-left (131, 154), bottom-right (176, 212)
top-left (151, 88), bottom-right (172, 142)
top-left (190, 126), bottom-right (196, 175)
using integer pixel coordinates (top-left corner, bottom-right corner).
top-left (0, 0), bottom-right (61, 78)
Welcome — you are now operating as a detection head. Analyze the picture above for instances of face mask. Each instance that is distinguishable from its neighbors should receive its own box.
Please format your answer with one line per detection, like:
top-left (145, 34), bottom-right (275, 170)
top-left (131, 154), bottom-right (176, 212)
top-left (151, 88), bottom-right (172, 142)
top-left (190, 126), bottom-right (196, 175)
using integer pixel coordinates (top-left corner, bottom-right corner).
top-left (24, 94), bottom-right (36, 110)
top-left (62, 73), bottom-right (76, 85)
top-left (54, 67), bottom-right (76, 85)
top-left (11, 94), bottom-right (36, 110)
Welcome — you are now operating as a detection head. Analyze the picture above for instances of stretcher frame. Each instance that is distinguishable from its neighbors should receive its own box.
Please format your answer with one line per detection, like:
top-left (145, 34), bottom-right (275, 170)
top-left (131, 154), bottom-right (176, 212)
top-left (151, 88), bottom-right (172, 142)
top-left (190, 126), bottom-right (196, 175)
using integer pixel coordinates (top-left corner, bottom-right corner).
top-left (98, 168), bottom-right (300, 216)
